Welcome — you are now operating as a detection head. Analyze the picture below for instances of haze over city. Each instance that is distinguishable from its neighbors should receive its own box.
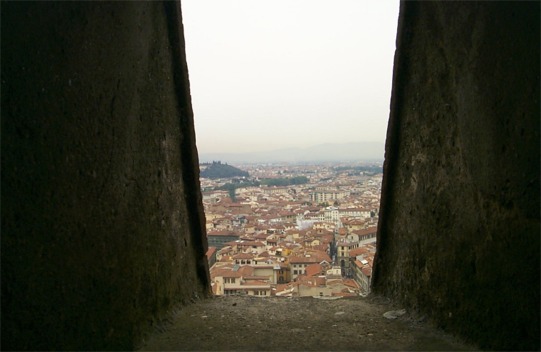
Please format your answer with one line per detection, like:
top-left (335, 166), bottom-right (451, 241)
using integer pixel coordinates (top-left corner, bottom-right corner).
top-left (182, 1), bottom-right (400, 155)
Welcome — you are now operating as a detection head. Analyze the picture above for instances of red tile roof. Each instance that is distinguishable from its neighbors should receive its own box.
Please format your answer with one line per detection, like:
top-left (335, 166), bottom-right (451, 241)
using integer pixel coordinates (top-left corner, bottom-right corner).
top-left (233, 253), bottom-right (254, 260)
top-left (352, 226), bottom-right (377, 236)
top-left (206, 247), bottom-right (217, 258)
top-left (305, 263), bottom-right (323, 277)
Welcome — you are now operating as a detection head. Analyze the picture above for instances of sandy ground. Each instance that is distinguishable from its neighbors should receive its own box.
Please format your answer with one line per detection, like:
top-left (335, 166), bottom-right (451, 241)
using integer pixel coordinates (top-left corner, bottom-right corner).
top-left (138, 295), bottom-right (477, 351)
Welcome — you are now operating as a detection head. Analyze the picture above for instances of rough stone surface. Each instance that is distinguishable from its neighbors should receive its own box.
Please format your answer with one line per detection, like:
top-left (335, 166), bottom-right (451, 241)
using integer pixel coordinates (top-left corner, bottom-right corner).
top-left (138, 296), bottom-right (477, 351)
top-left (1, 2), bottom-right (209, 350)
top-left (373, 2), bottom-right (540, 351)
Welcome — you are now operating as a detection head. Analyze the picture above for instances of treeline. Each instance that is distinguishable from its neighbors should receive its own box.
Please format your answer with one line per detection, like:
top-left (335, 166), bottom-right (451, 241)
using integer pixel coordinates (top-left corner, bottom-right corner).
top-left (260, 176), bottom-right (309, 186)
top-left (216, 176), bottom-right (309, 191)
top-left (200, 161), bottom-right (249, 179)
top-left (215, 176), bottom-right (309, 202)
top-left (216, 176), bottom-right (308, 192)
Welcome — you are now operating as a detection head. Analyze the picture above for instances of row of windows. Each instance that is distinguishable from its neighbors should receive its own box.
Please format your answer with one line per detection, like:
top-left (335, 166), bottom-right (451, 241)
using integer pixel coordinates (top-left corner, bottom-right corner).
top-left (224, 289), bottom-right (269, 296)
top-left (292, 264), bottom-right (308, 268)
top-left (235, 260), bottom-right (269, 265)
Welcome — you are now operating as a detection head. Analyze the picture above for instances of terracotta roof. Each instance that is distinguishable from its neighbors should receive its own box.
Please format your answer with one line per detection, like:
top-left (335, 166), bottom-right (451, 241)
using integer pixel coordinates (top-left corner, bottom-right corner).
top-left (238, 266), bottom-right (255, 276)
top-left (352, 226), bottom-right (377, 236)
top-left (254, 233), bottom-right (268, 240)
top-left (297, 276), bottom-right (326, 287)
top-left (233, 253), bottom-right (254, 260)
top-left (305, 263), bottom-right (323, 277)
top-left (343, 279), bottom-right (360, 289)
top-left (274, 284), bottom-right (291, 293)
top-left (206, 247), bottom-right (217, 258)
top-left (211, 268), bottom-right (242, 279)
top-left (312, 244), bottom-right (330, 252)
top-left (349, 247), bottom-right (370, 257)
top-left (361, 266), bottom-right (372, 276)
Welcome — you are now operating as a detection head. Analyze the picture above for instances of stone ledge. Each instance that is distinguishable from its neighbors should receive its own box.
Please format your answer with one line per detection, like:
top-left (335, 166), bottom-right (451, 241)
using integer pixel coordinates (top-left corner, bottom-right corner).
top-left (139, 295), bottom-right (476, 351)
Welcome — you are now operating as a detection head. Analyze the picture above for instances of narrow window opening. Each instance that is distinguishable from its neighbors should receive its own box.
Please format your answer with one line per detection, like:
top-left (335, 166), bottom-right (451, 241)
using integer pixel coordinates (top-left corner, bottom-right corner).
top-left (183, 1), bottom-right (399, 298)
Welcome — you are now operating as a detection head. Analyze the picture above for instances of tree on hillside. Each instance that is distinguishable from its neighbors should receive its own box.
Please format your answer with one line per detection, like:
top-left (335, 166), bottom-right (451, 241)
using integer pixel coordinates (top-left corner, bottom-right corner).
top-left (200, 161), bottom-right (249, 179)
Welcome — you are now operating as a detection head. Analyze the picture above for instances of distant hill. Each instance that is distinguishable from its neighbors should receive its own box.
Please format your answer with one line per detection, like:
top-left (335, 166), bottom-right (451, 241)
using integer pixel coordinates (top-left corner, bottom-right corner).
top-left (200, 161), bottom-right (249, 179)
top-left (199, 142), bottom-right (384, 163)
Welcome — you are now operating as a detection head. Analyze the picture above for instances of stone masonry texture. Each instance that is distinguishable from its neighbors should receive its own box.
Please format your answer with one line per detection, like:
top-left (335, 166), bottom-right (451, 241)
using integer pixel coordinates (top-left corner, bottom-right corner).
top-left (1, 2), bottom-right (210, 350)
top-left (373, 2), bottom-right (540, 351)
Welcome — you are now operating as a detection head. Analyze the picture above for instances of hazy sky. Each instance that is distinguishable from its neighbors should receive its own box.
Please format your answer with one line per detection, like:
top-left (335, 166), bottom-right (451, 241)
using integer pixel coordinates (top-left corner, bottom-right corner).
top-left (181, 1), bottom-right (399, 154)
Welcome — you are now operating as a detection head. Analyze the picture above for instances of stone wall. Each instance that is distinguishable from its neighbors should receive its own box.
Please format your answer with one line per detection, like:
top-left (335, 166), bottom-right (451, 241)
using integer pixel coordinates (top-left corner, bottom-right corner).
top-left (373, 2), bottom-right (540, 350)
top-left (1, 2), bottom-right (210, 349)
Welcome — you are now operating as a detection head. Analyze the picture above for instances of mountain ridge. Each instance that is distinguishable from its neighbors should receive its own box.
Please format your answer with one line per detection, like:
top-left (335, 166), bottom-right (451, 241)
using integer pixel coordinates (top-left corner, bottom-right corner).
top-left (199, 142), bottom-right (384, 163)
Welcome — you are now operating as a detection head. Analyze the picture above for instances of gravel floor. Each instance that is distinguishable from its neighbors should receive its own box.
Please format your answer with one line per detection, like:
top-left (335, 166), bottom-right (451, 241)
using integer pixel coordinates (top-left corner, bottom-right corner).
top-left (138, 295), bottom-right (477, 351)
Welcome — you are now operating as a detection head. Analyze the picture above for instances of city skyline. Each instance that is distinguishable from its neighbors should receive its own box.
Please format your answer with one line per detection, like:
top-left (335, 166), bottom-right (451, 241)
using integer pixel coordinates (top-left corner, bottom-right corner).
top-left (182, 1), bottom-right (400, 154)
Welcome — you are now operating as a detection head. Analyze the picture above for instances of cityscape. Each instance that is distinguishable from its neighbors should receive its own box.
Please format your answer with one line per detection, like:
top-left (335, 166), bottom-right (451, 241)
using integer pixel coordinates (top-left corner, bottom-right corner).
top-left (201, 161), bottom-right (382, 298)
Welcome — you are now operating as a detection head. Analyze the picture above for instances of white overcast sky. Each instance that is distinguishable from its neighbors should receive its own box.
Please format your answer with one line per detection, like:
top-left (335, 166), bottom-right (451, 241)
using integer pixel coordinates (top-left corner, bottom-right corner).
top-left (181, 1), bottom-right (400, 154)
